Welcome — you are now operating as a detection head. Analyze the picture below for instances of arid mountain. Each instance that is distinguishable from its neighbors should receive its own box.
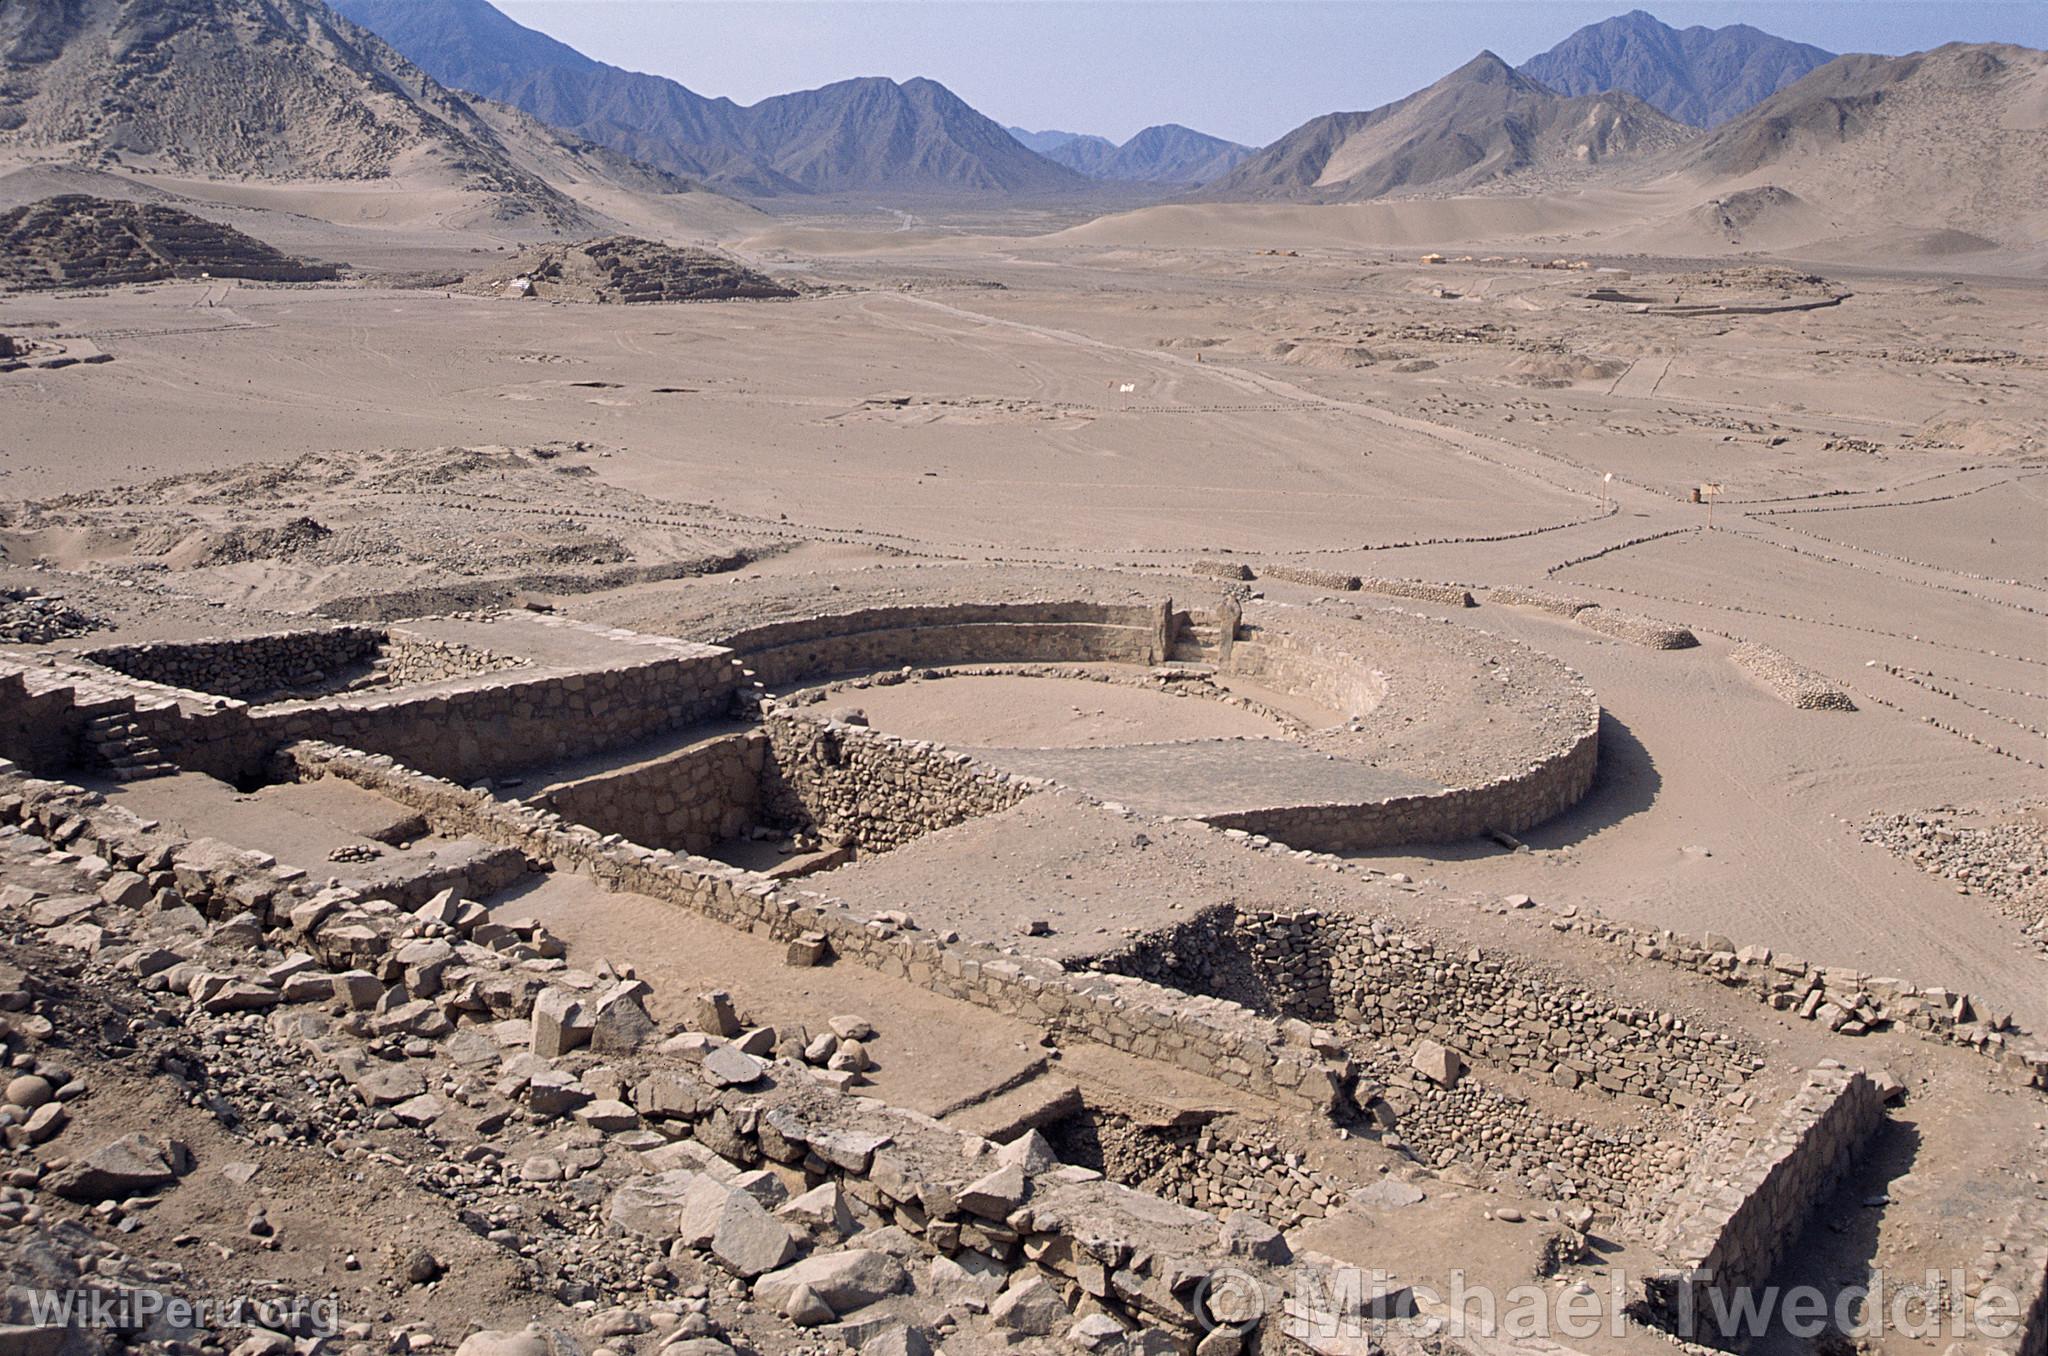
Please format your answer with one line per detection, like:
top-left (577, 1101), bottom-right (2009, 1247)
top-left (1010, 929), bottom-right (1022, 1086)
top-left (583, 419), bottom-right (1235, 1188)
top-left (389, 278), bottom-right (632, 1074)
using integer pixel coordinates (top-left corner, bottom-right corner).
top-left (1519, 10), bottom-right (1835, 127)
top-left (1670, 43), bottom-right (2048, 250)
top-left (333, 0), bottom-right (1086, 196)
top-left (1207, 52), bottom-right (1695, 203)
top-left (0, 0), bottom-right (755, 235)
top-left (1006, 128), bottom-right (1108, 158)
top-left (1020, 124), bottom-right (1254, 185)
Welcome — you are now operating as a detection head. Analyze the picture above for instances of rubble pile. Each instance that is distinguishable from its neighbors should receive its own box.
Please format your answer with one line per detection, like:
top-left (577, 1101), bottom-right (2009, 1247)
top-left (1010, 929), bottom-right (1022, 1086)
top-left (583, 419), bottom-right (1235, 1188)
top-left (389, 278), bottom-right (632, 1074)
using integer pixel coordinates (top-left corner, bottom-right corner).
top-left (0, 589), bottom-right (104, 644)
top-left (1863, 804), bottom-right (2048, 929)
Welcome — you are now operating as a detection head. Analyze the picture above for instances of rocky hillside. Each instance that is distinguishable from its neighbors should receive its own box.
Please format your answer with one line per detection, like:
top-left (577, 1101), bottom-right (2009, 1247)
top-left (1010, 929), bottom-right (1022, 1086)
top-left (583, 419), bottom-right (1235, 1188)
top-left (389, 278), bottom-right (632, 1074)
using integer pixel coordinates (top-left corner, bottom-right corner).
top-left (1207, 52), bottom-right (1696, 202)
top-left (0, 194), bottom-right (340, 289)
top-left (0, 0), bottom-right (753, 235)
top-left (1519, 10), bottom-right (1835, 127)
top-left (1673, 43), bottom-right (2048, 249)
top-left (332, 0), bottom-right (1086, 197)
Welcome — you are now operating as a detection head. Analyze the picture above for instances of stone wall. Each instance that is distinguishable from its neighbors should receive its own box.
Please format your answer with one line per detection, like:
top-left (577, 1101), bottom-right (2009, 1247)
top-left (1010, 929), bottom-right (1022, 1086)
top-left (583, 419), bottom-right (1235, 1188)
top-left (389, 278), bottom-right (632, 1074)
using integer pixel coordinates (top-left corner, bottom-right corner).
top-left (759, 710), bottom-right (1035, 852)
top-left (1083, 905), bottom-right (1756, 1211)
top-left (528, 732), bottom-right (766, 855)
top-left (1731, 642), bottom-right (1857, 711)
top-left (273, 740), bottom-right (1350, 1116)
top-left (720, 603), bottom-right (1168, 687)
top-left (1045, 1107), bottom-right (1350, 1230)
top-left (1199, 723), bottom-right (1598, 851)
top-left (1641, 1065), bottom-right (1886, 1340)
top-left (252, 647), bottom-right (743, 786)
top-left (82, 627), bottom-right (387, 700)
top-left (1971, 1152), bottom-right (2048, 1356)
top-left (1223, 630), bottom-right (1389, 718)
top-left (1086, 906), bottom-right (1754, 1109)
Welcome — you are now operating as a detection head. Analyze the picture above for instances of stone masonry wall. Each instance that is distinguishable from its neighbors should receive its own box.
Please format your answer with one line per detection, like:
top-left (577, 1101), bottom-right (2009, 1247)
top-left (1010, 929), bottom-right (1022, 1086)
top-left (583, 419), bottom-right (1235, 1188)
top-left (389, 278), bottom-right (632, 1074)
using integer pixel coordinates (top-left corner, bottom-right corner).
top-left (720, 603), bottom-right (1167, 687)
top-left (1083, 905), bottom-right (1754, 1212)
top-left (1200, 720), bottom-right (1598, 851)
top-left (274, 740), bottom-right (1349, 1115)
top-left (759, 710), bottom-right (1035, 852)
top-left (82, 627), bottom-right (386, 700)
top-left (251, 647), bottom-right (744, 786)
top-left (1087, 906), bottom-right (1756, 1109)
top-left (1641, 1065), bottom-right (1886, 1340)
top-left (529, 732), bottom-right (767, 855)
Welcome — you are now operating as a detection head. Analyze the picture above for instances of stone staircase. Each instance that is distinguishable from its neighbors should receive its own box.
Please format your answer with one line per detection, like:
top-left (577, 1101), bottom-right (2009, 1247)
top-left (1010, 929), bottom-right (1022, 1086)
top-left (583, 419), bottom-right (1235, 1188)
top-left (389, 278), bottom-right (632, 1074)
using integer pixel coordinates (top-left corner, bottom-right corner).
top-left (82, 712), bottom-right (178, 782)
top-left (1169, 616), bottom-right (1224, 663)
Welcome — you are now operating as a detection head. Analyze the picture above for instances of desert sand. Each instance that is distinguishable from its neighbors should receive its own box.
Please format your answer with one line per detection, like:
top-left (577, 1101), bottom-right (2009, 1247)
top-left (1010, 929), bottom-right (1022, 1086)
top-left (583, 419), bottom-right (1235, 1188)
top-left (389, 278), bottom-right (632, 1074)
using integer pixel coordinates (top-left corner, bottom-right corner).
top-left (0, 143), bottom-right (2044, 1356)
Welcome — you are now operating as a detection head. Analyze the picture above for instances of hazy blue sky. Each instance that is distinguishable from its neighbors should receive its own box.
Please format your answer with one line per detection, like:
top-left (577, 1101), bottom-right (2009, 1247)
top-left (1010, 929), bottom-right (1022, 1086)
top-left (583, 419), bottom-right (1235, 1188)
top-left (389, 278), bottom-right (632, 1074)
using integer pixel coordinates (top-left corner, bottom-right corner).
top-left (495, 1), bottom-right (2048, 146)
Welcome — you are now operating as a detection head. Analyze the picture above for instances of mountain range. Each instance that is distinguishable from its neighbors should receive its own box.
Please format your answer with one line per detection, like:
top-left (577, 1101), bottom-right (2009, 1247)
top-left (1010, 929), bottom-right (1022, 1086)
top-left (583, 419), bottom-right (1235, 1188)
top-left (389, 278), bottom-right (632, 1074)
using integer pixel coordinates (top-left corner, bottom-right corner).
top-left (1, 0), bottom-right (2040, 257)
top-left (1520, 10), bottom-right (1837, 127)
top-left (329, 0), bottom-right (1088, 196)
top-left (1206, 52), bottom-right (1697, 203)
top-left (1008, 125), bottom-right (1254, 185)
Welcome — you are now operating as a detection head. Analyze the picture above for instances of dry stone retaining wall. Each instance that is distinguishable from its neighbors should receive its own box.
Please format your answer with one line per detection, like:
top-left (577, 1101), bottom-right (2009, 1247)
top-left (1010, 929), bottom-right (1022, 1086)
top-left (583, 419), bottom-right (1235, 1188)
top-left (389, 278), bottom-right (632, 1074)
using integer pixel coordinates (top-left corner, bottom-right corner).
top-left (720, 603), bottom-right (1168, 686)
top-left (1086, 906), bottom-right (1756, 1109)
top-left (760, 710), bottom-right (1035, 852)
top-left (1641, 1065), bottom-right (1886, 1339)
top-left (82, 627), bottom-right (388, 700)
top-left (1200, 719), bottom-right (1598, 851)
top-left (528, 732), bottom-right (766, 855)
top-left (273, 740), bottom-right (1350, 1115)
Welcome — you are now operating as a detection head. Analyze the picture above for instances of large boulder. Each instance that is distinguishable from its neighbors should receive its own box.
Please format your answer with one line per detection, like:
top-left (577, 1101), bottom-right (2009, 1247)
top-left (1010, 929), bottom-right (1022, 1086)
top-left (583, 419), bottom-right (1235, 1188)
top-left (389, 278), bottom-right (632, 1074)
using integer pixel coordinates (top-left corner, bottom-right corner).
top-left (710, 1192), bottom-right (799, 1277)
top-left (50, 1133), bottom-right (177, 1201)
top-left (754, 1250), bottom-right (909, 1316)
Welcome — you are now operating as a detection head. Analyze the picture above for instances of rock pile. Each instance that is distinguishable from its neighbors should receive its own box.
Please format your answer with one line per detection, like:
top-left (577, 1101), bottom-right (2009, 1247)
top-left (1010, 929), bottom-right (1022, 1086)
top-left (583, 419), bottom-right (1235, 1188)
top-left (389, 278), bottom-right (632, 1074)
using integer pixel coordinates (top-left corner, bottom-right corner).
top-left (0, 196), bottom-right (339, 291)
top-left (1862, 804), bottom-right (2047, 929)
top-left (1731, 641), bottom-right (1856, 709)
top-left (472, 238), bottom-right (794, 304)
top-left (0, 589), bottom-right (103, 644)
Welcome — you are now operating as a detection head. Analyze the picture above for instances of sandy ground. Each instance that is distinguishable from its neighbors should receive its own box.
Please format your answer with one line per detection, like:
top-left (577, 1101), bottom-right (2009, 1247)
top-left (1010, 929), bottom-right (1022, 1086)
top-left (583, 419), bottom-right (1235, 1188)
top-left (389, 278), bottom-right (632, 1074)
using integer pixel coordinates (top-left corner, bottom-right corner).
top-left (3, 185), bottom-right (2044, 1355)
top-left (3, 223), bottom-right (2040, 1022)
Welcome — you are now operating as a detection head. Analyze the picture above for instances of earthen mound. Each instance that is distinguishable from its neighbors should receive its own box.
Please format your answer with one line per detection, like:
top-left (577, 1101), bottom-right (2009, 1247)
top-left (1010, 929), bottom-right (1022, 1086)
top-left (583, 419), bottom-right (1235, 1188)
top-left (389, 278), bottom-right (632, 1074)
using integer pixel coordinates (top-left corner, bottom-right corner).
top-left (470, 236), bottom-right (795, 303)
top-left (1501, 353), bottom-right (1628, 387)
top-left (0, 195), bottom-right (338, 291)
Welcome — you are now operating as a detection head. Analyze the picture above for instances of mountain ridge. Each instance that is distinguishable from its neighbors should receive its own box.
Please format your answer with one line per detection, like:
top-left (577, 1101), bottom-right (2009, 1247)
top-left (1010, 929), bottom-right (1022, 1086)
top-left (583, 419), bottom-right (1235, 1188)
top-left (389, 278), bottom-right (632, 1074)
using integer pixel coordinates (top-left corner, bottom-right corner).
top-left (331, 0), bottom-right (1087, 196)
top-left (1206, 50), bottom-right (1696, 203)
top-left (1519, 9), bottom-right (1836, 127)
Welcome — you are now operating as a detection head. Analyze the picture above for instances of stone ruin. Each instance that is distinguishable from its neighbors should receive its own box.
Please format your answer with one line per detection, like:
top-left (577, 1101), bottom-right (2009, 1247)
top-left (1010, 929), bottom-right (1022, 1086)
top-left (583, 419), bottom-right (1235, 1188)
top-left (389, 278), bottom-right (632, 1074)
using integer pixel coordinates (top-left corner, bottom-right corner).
top-left (473, 236), bottom-right (796, 304)
top-left (0, 599), bottom-right (2040, 1356)
top-left (0, 194), bottom-right (341, 291)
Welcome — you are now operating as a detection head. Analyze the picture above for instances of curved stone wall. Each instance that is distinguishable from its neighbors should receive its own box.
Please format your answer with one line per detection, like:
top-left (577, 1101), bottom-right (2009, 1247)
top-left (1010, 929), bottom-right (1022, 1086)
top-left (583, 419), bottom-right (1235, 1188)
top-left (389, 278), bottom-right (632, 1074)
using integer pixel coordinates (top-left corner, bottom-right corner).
top-left (717, 600), bottom-right (1602, 853)
top-left (719, 602), bottom-right (1168, 686)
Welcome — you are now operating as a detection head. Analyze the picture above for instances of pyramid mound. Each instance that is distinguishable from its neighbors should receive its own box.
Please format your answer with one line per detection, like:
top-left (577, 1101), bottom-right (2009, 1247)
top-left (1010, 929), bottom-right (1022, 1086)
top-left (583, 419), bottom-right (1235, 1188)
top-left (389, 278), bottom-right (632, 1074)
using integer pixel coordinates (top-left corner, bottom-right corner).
top-left (0, 195), bottom-right (339, 290)
top-left (470, 236), bottom-right (794, 304)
